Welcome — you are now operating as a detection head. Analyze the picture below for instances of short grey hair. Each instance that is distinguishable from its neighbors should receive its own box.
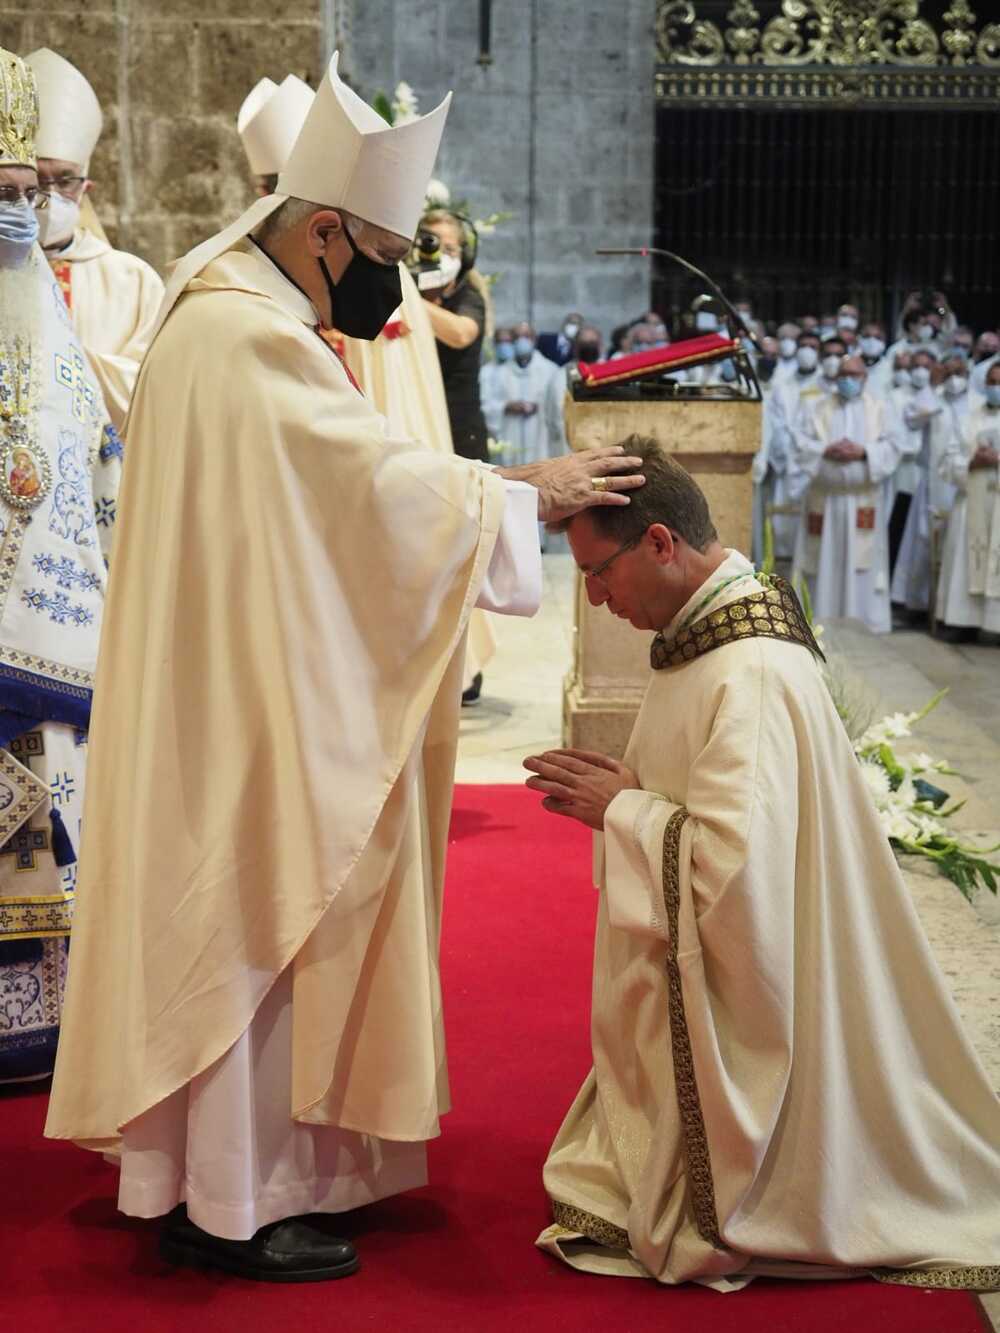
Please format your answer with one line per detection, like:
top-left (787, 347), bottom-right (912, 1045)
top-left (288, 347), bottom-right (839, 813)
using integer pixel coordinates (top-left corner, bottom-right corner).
top-left (253, 197), bottom-right (363, 247)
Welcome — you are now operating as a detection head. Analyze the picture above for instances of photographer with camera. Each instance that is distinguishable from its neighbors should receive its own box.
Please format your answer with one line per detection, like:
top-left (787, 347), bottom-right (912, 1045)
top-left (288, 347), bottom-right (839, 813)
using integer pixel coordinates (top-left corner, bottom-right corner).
top-left (413, 209), bottom-right (491, 463)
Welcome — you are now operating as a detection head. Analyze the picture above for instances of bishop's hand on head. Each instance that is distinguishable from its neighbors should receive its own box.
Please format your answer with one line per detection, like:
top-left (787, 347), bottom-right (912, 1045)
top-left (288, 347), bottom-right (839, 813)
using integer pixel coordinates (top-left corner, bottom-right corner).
top-left (497, 445), bottom-right (645, 524)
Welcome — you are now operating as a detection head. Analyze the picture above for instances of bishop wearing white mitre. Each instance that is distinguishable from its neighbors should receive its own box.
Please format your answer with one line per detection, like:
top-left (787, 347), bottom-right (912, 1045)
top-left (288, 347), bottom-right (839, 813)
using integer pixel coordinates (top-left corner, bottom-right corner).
top-left (238, 73), bottom-right (497, 723)
top-left (0, 48), bottom-right (120, 1086)
top-left (26, 48), bottom-right (164, 434)
top-left (45, 54), bottom-right (643, 1283)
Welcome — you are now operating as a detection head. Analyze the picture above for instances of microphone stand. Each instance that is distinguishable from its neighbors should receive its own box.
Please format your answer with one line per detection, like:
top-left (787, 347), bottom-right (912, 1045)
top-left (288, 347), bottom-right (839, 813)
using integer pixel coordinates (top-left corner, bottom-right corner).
top-left (596, 246), bottom-right (762, 401)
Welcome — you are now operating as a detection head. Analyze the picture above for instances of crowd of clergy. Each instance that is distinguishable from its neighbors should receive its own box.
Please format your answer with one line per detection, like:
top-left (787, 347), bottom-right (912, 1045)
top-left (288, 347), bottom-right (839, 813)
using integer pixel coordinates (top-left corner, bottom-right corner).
top-left (495, 298), bottom-right (1000, 641)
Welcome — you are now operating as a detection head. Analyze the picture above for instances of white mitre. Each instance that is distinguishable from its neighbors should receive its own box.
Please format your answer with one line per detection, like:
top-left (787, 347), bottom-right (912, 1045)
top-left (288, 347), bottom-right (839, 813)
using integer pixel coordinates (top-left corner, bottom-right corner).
top-left (237, 74), bottom-right (314, 177)
top-left (277, 52), bottom-right (449, 240)
top-left (26, 47), bottom-right (102, 171)
top-left (150, 51), bottom-right (451, 341)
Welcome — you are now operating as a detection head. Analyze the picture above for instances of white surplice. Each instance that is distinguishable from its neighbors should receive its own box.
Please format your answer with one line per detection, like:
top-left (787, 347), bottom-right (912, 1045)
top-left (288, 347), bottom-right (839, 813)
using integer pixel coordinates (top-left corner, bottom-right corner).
top-left (487, 351), bottom-right (557, 466)
top-left (890, 385), bottom-right (947, 611)
top-left (935, 401), bottom-right (1000, 632)
top-left (789, 390), bottom-right (904, 633)
top-left (45, 228), bottom-right (164, 433)
top-left (538, 552), bottom-right (1000, 1291)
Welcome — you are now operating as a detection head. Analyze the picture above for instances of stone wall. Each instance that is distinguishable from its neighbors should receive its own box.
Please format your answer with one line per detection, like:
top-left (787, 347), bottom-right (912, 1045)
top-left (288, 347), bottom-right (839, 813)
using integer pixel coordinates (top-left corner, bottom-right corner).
top-left (1, 0), bottom-right (657, 339)
top-left (349, 0), bottom-right (657, 339)
top-left (0, 0), bottom-right (327, 272)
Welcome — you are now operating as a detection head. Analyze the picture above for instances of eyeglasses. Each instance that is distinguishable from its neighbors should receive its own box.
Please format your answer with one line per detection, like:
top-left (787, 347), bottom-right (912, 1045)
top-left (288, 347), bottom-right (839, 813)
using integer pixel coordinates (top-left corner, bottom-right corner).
top-left (0, 186), bottom-right (48, 210)
top-left (582, 536), bottom-right (641, 590)
top-left (37, 174), bottom-right (87, 200)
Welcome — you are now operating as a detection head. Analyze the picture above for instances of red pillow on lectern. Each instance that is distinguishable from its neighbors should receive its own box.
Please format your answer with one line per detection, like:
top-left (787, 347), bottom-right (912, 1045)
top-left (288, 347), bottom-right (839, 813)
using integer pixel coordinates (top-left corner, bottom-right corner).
top-left (576, 333), bottom-right (739, 389)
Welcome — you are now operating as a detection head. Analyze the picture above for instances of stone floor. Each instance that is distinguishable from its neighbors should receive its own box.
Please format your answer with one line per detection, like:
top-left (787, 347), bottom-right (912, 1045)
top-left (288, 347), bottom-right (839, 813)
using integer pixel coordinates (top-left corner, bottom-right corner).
top-left (457, 554), bottom-right (1000, 1326)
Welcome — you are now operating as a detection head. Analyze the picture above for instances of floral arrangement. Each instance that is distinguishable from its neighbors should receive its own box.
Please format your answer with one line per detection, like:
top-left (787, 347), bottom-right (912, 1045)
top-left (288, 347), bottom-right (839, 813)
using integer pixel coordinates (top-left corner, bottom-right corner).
top-left (761, 526), bottom-right (999, 900)
top-left (852, 694), bottom-right (999, 901)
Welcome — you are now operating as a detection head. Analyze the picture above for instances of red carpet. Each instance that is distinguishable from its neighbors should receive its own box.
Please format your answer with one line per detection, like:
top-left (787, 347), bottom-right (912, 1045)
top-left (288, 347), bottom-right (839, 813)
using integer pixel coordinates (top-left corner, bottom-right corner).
top-left (0, 784), bottom-right (989, 1332)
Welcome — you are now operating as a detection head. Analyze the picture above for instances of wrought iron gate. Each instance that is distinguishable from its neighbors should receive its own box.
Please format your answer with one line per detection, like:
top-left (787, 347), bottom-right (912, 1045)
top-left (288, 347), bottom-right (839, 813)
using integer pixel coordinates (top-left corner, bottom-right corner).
top-left (653, 1), bottom-right (1000, 331)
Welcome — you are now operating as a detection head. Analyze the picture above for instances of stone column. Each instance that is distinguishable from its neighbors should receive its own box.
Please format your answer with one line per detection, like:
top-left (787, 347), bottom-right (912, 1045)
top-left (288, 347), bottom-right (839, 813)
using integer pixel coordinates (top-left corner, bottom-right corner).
top-left (562, 397), bottom-right (760, 757)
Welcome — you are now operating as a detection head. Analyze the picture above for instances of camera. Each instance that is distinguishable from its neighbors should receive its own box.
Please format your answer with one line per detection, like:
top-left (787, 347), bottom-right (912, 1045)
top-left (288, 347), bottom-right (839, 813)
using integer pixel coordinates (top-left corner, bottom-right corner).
top-left (407, 229), bottom-right (457, 292)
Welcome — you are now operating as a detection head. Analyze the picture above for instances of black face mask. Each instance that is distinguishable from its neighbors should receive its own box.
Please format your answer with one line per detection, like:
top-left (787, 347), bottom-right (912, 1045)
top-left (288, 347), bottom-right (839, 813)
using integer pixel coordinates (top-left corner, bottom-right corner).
top-left (319, 224), bottom-right (402, 342)
top-left (577, 343), bottom-right (601, 364)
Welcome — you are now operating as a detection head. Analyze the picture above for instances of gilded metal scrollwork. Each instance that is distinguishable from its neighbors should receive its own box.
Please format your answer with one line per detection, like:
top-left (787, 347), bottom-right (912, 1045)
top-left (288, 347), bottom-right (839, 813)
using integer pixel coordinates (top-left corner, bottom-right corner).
top-left (656, 0), bottom-right (1000, 70)
top-left (655, 0), bottom-right (725, 66)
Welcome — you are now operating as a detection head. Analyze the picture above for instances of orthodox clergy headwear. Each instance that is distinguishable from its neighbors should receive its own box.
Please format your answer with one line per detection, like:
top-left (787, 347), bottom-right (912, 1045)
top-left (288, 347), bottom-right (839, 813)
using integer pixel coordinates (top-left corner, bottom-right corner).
top-left (150, 50), bottom-right (451, 342)
top-left (0, 46), bottom-right (37, 168)
top-left (278, 52), bottom-right (450, 240)
top-left (237, 74), bottom-right (314, 177)
top-left (25, 48), bottom-right (102, 172)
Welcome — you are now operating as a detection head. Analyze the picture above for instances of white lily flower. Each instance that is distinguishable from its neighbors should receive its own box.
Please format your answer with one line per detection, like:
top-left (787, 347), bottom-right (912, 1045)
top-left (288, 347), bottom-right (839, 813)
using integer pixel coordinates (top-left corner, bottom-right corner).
top-left (908, 752), bottom-right (936, 773)
top-left (860, 762), bottom-right (891, 805)
top-left (392, 81), bottom-right (419, 125)
top-left (425, 177), bottom-right (451, 206)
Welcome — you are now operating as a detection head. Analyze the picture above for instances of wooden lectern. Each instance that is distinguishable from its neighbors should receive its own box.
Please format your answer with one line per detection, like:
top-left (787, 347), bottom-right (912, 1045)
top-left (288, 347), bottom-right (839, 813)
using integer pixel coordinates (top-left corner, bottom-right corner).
top-left (562, 396), bottom-right (760, 758)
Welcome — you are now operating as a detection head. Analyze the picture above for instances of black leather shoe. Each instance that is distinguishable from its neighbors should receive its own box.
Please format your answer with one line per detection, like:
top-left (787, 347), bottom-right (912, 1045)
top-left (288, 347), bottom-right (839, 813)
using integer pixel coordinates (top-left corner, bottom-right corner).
top-left (160, 1212), bottom-right (360, 1283)
top-left (461, 672), bottom-right (483, 706)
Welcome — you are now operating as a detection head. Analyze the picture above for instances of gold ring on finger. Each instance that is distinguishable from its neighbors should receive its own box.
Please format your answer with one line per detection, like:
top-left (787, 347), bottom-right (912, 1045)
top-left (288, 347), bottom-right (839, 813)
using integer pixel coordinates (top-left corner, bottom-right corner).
top-left (591, 476), bottom-right (609, 492)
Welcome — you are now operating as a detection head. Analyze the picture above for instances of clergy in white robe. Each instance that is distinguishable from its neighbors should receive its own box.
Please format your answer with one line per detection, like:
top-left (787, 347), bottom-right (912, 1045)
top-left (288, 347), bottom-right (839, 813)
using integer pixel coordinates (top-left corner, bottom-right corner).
top-left (44, 54), bottom-right (645, 1284)
top-left (890, 351), bottom-right (943, 613)
top-left (772, 322), bottom-right (800, 384)
top-left (27, 48), bottom-right (164, 433)
top-left (491, 328), bottom-right (557, 467)
top-left (523, 440), bottom-right (1000, 1291)
top-left (935, 368), bottom-right (1000, 637)
top-left (0, 50), bottom-right (120, 1085)
top-left (790, 357), bottom-right (905, 634)
top-left (752, 339), bottom-right (826, 564)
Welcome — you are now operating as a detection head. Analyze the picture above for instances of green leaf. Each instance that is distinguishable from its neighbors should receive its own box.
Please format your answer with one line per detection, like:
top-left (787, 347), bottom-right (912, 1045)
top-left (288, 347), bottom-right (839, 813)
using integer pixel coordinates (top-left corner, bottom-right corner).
top-left (373, 92), bottom-right (394, 125)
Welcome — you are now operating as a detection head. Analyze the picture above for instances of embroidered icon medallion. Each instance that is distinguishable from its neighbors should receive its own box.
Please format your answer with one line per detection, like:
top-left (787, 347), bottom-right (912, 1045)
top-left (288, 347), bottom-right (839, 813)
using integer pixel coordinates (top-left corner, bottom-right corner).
top-left (0, 437), bottom-right (52, 510)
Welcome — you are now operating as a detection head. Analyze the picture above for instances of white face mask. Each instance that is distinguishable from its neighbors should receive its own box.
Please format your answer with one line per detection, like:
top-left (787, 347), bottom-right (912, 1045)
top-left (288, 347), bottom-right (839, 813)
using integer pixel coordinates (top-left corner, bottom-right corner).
top-left (910, 364), bottom-right (932, 388)
top-left (563, 321), bottom-right (579, 340)
top-left (36, 192), bottom-right (80, 249)
top-left (944, 374), bottom-right (968, 397)
top-left (837, 314), bottom-right (858, 331)
top-left (818, 325), bottom-right (836, 341)
top-left (779, 337), bottom-right (797, 359)
top-left (859, 336), bottom-right (885, 360)
top-left (893, 368), bottom-right (912, 388)
top-left (821, 354), bottom-right (842, 379)
top-left (917, 323), bottom-right (935, 342)
top-left (796, 346), bottom-right (818, 373)
top-left (695, 310), bottom-right (718, 333)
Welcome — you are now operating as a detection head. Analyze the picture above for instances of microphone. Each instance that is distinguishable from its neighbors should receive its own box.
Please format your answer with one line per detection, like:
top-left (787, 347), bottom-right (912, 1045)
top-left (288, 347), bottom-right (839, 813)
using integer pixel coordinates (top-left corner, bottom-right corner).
top-left (595, 246), bottom-right (762, 399)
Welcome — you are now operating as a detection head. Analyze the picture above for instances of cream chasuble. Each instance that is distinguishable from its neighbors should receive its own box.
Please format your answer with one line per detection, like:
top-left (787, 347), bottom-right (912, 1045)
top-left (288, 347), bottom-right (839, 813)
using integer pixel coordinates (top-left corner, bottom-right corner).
top-left (539, 553), bottom-right (1000, 1291)
top-left (45, 240), bottom-right (517, 1160)
top-left (46, 228), bottom-right (164, 433)
top-left (335, 262), bottom-right (497, 690)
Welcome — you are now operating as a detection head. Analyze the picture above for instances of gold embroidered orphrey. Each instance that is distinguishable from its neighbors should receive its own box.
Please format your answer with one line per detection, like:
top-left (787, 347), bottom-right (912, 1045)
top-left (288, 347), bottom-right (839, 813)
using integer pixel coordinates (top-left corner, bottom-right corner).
top-left (650, 575), bottom-right (824, 670)
top-left (549, 806), bottom-right (723, 1255)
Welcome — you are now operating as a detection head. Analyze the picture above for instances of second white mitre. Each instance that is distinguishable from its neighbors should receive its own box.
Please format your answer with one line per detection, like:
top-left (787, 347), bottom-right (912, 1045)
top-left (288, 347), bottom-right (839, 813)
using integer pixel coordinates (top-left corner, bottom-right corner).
top-left (26, 46), bottom-right (164, 433)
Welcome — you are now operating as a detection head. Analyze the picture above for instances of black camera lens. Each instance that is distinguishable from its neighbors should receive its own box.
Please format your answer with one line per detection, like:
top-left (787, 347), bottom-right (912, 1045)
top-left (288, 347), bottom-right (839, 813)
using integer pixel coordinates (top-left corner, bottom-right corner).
top-left (417, 230), bottom-right (441, 261)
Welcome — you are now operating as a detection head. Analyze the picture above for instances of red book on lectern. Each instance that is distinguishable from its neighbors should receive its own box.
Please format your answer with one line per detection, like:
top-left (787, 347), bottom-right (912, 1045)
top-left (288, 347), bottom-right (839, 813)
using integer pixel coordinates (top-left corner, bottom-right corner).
top-left (576, 333), bottom-right (738, 389)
